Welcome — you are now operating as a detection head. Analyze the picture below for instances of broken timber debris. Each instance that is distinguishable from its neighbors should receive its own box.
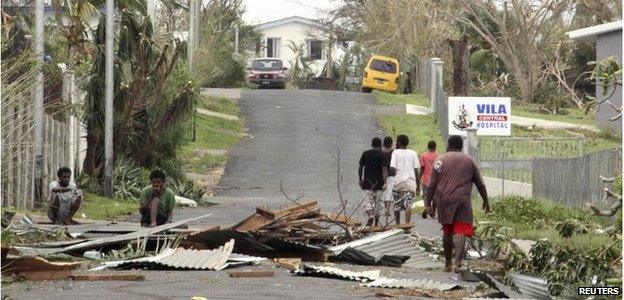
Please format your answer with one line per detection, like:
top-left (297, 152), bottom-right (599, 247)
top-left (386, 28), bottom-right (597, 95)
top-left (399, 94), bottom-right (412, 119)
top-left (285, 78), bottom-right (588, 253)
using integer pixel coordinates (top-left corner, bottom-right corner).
top-left (71, 273), bottom-right (145, 281)
top-left (227, 270), bottom-right (275, 278)
top-left (1, 255), bottom-right (81, 281)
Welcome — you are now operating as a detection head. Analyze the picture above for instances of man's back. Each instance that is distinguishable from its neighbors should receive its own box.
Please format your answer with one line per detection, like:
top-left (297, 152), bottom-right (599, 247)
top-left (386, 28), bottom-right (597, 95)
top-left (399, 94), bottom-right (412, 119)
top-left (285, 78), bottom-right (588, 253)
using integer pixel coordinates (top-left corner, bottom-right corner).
top-left (359, 149), bottom-right (386, 190)
top-left (391, 149), bottom-right (420, 185)
top-left (420, 151), bottom-right (439, 187)
top-left (431, 152), bottom-right (483, 204)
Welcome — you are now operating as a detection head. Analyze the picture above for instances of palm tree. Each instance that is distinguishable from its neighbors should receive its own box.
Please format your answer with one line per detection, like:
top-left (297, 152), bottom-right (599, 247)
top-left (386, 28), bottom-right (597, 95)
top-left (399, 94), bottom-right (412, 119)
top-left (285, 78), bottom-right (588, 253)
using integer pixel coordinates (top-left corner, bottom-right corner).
top-left (83, 1), bottom-right (196, 183)
top-left (286, 41), bottom-right (314, 89)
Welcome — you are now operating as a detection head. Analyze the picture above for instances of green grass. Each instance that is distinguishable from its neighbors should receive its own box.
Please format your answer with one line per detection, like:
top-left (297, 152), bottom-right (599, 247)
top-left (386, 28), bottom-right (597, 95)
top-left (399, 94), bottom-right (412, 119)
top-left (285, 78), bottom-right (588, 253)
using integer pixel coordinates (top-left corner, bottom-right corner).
top-left (374, 90), bottom-right (429, 106)
top-left (79, 193), bottom-right (137, 220)
top-left (179, 95), bottom-right (245, 174)
top-left (512, 125), bottom-right (621, 153)
top-left (514, 104), bottom-right (596, 126)
top-left (378, 114), bottom-right (443, 153)
top-left (199, 95), bottom-right (239, 116)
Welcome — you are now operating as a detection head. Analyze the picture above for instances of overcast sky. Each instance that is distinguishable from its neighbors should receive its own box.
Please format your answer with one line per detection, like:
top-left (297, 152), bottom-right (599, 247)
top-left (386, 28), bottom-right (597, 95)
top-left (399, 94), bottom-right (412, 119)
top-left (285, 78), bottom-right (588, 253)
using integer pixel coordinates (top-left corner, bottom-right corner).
top-left (242, 0), bottom-right (342, 25)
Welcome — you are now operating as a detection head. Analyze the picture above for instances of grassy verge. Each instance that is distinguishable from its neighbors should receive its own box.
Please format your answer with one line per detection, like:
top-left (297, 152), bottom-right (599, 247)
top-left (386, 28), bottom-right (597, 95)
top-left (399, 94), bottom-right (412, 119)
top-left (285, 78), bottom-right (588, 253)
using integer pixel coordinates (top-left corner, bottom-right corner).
top-left (0, 193), bottom-right (137, 223)
top-left (374, 90), bottom-right (429, 106)
top-left (512, 125), bottom-right (621, 153)
top-left (198, 95), bottom-right (239, 116)
top-left (179, 95), bottom-right (245, 175)
top-left (514, 104), bottom-right (596, 126)
top-left (79, 193), bottom-right (137, 220)
top-left (378, 114), bottom-right (443, 153)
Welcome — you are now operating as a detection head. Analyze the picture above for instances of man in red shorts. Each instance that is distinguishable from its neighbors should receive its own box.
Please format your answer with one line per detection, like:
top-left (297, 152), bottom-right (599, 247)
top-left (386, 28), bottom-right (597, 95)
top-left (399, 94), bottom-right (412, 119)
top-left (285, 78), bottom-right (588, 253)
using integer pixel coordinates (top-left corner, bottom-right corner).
top-left (426, 135), bottom-right (490, 273)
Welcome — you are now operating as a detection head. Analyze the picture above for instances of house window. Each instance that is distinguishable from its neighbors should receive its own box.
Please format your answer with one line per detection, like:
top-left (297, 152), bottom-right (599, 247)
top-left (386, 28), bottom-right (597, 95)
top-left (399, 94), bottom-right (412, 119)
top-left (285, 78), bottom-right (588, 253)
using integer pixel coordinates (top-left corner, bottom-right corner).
top-left (266, 38), bottom-right (280, 57)
top-left (308, 40), bottom-right (323, 60)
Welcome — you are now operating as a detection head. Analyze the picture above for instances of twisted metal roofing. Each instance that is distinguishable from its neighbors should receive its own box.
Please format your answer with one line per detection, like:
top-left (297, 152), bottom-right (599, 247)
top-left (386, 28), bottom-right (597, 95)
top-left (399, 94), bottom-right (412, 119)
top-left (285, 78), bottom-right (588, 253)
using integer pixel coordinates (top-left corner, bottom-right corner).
top-left (362, 277), bottom-right (463, 291)
top-left (92, 239), bottom-right (235, 271)
top-left (330, 229), bottom-right (441, 269)
top-left (293, 264), bottom-right (380, 282)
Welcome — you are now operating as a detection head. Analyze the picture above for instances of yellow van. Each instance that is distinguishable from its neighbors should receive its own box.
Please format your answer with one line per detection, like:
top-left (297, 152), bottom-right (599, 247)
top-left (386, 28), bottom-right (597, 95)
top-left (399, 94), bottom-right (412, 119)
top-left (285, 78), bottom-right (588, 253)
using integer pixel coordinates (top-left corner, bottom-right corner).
top-left (361, 55), bottom-right (400, 93)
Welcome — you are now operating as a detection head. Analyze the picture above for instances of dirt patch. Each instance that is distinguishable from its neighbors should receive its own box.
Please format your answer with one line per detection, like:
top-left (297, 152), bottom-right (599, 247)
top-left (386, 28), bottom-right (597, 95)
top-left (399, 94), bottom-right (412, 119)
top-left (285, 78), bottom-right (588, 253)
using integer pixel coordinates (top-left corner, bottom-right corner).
top-left (186, 167), bottom-right (225, 198)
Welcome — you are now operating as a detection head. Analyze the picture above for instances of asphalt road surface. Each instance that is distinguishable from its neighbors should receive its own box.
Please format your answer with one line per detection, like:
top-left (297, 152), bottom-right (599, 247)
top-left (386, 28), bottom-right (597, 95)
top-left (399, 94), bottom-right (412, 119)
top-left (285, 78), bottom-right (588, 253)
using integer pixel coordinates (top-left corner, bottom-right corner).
top-left (5, 89), bottom-right (445, 300)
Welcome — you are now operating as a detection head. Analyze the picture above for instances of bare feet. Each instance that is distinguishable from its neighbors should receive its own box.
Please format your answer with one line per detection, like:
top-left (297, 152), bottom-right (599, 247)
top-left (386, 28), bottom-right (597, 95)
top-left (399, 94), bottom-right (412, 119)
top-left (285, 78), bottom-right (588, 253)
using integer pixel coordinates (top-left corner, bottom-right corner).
top-left (149, 223), bottom-right (157, 227)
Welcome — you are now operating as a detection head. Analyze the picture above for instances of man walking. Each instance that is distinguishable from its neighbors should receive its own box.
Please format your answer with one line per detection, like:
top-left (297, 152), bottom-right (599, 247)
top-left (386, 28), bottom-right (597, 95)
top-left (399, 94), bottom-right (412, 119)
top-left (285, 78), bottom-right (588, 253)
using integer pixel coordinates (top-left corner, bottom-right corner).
top-left (390, 134), bottom-right (420, 225)
top-left (426, 135), bottom-right (490, 273)
top-left (419, 140), bottom-right (439, 217)
top-left (381, 136), bottom-right (395, 217)
top-left (358, 137), bottom-right (388, 227)
top-left (48, 167), bottom-right (83, 225)
top-left (140, 170), bottom-right (176, 227)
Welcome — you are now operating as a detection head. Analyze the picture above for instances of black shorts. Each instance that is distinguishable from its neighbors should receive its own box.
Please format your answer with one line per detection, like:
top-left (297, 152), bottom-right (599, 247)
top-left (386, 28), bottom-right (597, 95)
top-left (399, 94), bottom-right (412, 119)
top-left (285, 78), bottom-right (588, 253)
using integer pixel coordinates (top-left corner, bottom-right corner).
top-left (140, 211), bottom-right (168, 226)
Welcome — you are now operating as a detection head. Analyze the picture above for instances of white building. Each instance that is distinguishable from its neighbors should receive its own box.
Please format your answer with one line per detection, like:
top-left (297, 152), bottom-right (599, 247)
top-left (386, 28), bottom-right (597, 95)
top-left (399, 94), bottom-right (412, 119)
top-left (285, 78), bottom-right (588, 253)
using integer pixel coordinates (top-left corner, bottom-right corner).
top-left (254, 16), bottom-right (341, 76)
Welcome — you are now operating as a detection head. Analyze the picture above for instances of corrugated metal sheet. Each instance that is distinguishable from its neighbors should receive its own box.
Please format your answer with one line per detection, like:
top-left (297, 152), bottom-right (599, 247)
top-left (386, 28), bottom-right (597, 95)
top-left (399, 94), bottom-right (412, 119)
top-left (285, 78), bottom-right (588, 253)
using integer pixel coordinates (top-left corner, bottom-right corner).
top-left (470, 270), bottom-right (525, 299)
top-left (197, 230), bottom-right (325, 257)
top-left (327, 229), bottom-right (403, 254)
top-left (362, 277), bottom-right (463, 291)
top-left (91, 239), bottom-right (234, 271)
top-left (510, 272), bottom-right (551, 300)
top-left (293, 264), bottom-right (380, 282)
top-left (331, 230), bottom-right (441, 269)
top-left (338, 248), bottom-right (409, 267)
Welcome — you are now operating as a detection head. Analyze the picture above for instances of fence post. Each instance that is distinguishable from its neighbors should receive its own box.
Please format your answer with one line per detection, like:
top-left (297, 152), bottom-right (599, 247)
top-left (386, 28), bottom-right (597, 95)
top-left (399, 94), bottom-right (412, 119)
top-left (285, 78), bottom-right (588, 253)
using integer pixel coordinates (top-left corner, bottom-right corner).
top-left (63, 70), bottom-right (77, 179)
top-left (466, 128), bottom-right (480, 165)
top-left (429, 58), bottom-right (443, 112)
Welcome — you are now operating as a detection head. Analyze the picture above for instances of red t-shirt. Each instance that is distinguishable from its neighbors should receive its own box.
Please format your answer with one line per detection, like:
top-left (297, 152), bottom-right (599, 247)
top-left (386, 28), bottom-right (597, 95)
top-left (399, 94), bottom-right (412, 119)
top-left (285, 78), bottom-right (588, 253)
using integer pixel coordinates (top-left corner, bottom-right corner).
top-left (419, 151), bottom-right (439, 187)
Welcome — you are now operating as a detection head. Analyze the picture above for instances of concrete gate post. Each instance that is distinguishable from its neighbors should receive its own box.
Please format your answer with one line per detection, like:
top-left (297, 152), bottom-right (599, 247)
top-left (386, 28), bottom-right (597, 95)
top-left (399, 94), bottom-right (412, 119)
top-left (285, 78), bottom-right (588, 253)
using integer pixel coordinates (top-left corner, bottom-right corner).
top-left (429, 58), bottom-right (443, 113)
top-left (466, 128), bottom-right (480, 165)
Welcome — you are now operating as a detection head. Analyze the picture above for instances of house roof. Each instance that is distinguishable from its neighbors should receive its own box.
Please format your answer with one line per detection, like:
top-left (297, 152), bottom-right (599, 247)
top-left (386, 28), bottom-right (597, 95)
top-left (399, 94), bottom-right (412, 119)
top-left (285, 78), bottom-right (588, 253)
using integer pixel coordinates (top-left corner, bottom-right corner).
top-left (255, 16), bottom-right (322, 31)
top-left (568, 20), bottom-right (623, 41)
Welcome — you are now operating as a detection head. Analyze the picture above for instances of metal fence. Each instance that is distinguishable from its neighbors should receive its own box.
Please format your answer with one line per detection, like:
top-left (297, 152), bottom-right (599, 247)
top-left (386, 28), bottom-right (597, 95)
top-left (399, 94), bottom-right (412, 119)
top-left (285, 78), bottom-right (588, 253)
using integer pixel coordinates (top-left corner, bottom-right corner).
top-left (1, 72), bottom-right (84, 209)
top-left (533, 148), bottom-right (622, 207)
top-left (479, 137), bottom-right (585, 183)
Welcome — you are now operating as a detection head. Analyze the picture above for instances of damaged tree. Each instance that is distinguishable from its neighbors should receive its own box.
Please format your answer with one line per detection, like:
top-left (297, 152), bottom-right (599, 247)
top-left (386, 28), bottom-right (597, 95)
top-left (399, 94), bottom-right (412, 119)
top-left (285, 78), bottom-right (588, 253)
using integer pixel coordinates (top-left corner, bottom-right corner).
top-left (587, 175), bottom-right (622, 217)
top-left (447, 35), bottom-right (474, 96)
top-left (83, 5), bottom-right (196, 179)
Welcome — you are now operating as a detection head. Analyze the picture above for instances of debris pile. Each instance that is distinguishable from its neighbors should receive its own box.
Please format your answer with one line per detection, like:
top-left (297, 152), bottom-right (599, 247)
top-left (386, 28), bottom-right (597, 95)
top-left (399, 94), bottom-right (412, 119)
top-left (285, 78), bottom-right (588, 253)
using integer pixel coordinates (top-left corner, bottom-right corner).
top-left (0, 200), bottom-right (570, 299)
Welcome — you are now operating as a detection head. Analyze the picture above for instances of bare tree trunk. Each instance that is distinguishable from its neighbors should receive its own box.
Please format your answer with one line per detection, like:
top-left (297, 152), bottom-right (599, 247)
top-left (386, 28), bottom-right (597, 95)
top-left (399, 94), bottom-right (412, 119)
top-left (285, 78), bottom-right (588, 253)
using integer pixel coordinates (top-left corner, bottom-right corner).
top-left (448, 36), bottom-right (471, 96)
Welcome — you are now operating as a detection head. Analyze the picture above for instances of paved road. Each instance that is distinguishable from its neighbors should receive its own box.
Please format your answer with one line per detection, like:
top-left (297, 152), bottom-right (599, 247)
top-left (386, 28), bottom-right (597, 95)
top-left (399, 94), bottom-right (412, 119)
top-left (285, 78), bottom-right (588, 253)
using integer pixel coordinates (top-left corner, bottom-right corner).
top-left (5, 89), bottom-right (446, 300)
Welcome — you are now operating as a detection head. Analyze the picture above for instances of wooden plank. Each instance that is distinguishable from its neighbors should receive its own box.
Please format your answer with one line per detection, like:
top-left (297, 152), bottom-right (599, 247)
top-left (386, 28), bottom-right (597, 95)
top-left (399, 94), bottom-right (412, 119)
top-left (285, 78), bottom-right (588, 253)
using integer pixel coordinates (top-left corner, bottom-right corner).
top-left (71, 274), bottom-right (145, 281)
top-left (233, 214), bottom-right (272, 232)
top-left (227, 270), bottom-right (275, 278)
top-left (13, 270), bottom-right (72, 281)
top-left (271, 200), bottom-right (318, 219)
top-left (273, 258), bottom-right (301, 271)
top-left (321, 212), bottom-right (361, 226)
top-left (256, 206), bottom-right (275, 219)
top-left (1, 255), bottom-right (81, 281)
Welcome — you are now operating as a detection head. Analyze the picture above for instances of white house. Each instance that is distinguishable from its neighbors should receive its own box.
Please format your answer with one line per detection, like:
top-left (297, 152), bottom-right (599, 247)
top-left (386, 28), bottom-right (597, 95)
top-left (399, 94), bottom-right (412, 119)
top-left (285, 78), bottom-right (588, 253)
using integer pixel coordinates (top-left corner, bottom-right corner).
top-left (254, 16), bottom-right (340, 76)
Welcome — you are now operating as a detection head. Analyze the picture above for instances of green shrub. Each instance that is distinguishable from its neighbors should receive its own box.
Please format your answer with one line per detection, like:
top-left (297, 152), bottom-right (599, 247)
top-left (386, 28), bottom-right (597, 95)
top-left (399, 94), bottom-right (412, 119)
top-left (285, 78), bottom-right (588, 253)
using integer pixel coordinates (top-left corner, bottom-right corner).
top-left (490, 196), bottom-right (546, 224)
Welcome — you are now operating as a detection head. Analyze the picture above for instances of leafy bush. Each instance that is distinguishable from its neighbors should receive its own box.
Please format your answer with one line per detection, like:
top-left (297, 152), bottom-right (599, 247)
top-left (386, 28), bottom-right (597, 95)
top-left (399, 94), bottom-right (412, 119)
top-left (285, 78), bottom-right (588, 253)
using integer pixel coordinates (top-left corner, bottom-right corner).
top-left (490, 196), bottom-right (546, 224)
top-left (112, 158), bottom-right (149, 201)
top-left (504, 239), bottom-right (620, 296)
top-left (169, 178), bottom-right (205, 201)
top-left (555, 219), bottom-right (589, 238)
top-left (489, 196), bottom-right (597, 226)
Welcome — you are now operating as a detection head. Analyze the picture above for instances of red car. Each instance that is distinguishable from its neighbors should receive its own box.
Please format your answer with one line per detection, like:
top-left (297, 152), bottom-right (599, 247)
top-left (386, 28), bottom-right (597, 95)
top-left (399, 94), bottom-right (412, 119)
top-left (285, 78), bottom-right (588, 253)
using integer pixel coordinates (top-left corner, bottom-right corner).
top-left (247, 58), bottom-right (287, 89)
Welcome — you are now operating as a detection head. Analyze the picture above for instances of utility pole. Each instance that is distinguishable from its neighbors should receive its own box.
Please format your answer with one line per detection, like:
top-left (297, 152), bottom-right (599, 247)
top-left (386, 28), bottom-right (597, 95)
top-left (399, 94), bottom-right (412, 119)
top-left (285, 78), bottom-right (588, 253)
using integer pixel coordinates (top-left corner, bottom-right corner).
top-left (33, 0), bottom-right (44, 207)
top-left (188, 0), bottom-right (196, 73)
top-left (234, 23), bottom-right (239, 55)
top-left (103, 0), bottom-right (114, 197)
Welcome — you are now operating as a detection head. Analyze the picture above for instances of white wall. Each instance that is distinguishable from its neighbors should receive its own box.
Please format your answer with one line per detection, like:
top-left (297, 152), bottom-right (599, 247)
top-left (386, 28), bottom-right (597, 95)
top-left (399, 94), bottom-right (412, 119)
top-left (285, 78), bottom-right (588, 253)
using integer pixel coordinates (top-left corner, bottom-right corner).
top-left (257, 22), bottom-right (327, 76)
